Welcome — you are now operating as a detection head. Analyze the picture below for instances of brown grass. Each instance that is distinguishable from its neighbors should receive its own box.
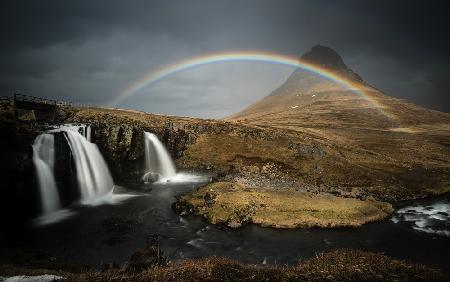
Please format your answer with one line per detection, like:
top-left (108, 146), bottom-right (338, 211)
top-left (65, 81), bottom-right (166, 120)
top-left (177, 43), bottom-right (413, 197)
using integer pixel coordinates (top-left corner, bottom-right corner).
top-left (1, 249), bottom-right (446, 281)
top-left (67, 106), bottom-right (450, 201)
top-left (177, 182), bottom-right (393, 228)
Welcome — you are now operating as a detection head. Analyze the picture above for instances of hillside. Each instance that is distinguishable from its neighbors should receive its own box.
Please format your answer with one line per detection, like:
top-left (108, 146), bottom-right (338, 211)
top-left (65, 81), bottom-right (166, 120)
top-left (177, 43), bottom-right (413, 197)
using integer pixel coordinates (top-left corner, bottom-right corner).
top-left (229, 45), bottom-right (450, 129)
top-left (213, 46), bottom-right (450, 201)
top-left (173, 46), bottom-right (450, 226)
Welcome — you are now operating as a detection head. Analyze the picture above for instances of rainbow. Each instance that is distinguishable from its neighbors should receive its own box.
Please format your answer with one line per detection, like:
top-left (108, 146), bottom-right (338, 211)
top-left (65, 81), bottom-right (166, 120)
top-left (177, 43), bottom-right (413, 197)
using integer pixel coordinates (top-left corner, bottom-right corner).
top-left (109, 51), bottom-right (390, 118)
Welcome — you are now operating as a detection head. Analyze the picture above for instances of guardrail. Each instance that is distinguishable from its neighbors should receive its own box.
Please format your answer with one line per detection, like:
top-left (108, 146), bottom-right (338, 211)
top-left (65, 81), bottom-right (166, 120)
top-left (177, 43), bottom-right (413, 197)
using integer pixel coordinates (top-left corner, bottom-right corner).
top-left (10, 93), bottom-right (90, 108)
top-left (14, 93), bottom-right (57, 105)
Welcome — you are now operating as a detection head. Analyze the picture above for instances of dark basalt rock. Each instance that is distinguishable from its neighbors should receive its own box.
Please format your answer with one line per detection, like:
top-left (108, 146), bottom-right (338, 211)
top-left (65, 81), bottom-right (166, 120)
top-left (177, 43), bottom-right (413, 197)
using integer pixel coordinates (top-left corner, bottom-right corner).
top-left (85, 121), bottom-right (196, 189)
top-left (0, 117), bottom-right (41, 223)
top-left (126, 236), bottom-right (168, 271)
top-left (142, 171), bottom-right (160, 183)
top-left (53, 131), bottom-right (80, 206)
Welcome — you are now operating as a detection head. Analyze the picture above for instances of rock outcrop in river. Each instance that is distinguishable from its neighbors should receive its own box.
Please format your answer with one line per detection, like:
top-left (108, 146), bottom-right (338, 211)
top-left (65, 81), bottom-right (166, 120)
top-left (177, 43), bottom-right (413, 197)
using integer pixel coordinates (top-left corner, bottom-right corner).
top-left (175, 181), bottom-right (394, 229)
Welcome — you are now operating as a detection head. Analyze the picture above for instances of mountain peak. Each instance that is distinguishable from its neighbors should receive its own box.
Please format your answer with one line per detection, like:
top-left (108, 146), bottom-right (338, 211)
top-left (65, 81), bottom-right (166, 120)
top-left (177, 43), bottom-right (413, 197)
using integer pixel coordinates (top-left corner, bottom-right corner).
top-left (301, 45), bottom-right (346, 70)
top-left (300, 45), bottom-right (364, 83)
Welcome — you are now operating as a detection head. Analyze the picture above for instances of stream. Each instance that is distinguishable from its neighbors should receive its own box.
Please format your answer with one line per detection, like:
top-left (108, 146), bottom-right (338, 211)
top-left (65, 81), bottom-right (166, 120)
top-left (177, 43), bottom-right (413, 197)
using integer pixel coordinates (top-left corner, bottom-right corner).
top-left (4, 178), bottom-right (449, 272)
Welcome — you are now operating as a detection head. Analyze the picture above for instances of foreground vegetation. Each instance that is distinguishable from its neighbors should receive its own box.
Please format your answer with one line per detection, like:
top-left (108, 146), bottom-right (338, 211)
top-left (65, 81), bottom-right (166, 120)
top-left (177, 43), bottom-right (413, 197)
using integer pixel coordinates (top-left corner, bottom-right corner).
top-left (0, 249), bottom-right (447, 281)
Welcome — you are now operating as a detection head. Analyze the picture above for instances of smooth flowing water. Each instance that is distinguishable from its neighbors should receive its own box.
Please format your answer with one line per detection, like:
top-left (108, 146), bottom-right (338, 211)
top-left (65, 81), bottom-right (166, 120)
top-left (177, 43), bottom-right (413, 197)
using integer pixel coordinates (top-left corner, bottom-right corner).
top-left (63, 128), bottom-right (114, 203)
top-left (32, 124), bottom-right (116, 225)
top-left (143, 132), bottom-right (177, 181)
top-left (32, 134), bottom-right (60, 215)
top-left (15, 181), bottom-right (449, 272)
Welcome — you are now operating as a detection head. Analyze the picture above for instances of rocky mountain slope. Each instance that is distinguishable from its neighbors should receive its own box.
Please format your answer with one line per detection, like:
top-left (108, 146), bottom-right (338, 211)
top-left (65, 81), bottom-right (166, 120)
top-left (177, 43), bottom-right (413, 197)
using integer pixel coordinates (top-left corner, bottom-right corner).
top-left (221, 46), bottom-right (450, 199)
top-left (229, 45), bottom-right (450, 128)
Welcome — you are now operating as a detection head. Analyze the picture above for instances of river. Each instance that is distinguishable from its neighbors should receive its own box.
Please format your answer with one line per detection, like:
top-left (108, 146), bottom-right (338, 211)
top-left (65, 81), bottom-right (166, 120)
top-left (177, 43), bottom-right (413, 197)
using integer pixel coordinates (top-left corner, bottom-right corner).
top-left (4, 177), bottom-right (450, 272)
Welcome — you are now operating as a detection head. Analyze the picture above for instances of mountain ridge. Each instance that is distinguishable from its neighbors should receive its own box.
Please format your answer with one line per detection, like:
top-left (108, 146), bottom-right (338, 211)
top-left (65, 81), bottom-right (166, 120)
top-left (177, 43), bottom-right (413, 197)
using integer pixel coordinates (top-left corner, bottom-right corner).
top-left (228, 45), bottom-right (450, 130)
top-left (300, 45), bottom-right (365, 84)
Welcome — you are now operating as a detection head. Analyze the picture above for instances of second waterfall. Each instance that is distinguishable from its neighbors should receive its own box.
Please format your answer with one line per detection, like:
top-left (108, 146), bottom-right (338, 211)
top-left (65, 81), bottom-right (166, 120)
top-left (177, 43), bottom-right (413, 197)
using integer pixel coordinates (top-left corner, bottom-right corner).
top-left (142, 132), bottom-right (176, 182)
top-left (62, 125), bottom-right (114, 203)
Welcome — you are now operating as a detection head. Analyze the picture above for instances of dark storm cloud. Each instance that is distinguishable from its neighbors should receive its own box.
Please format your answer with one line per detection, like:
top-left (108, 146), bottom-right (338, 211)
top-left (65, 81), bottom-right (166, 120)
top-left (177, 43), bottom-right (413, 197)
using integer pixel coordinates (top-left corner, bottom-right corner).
top-left (0, 0), bottom-right (449, 115)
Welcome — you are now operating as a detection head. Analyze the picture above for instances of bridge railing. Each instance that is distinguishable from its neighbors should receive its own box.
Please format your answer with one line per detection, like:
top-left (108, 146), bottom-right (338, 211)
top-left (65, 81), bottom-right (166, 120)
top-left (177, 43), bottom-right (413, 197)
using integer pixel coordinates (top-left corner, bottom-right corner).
top-left (10, 93), bottom-right (91, 108)
top-left (13, 93), bottom-right (57, 106)
top-left (0, 96), bottom-right (13, 102)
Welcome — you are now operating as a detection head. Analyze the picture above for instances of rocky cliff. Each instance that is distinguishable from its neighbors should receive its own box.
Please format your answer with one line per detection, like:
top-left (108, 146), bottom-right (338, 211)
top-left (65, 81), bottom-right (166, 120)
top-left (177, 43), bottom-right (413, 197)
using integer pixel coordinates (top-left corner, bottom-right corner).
top-left (63, 106), bottom-right (449, 202)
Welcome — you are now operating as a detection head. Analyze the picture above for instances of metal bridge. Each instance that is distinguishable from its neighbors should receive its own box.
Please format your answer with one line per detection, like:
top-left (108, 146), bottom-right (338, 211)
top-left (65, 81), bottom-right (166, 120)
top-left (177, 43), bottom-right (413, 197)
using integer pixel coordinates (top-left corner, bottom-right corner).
top-left (13, 93), bottom-right (58, 112)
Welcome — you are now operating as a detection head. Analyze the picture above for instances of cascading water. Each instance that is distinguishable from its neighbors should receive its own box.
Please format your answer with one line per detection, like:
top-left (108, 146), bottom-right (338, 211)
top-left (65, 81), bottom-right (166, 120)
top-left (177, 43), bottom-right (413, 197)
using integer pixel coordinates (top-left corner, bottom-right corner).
top-left (86, 126), bottom-right (91, 142)
top-left (60, 124), bottom-right (91, 141)
top-left (32, 133), bottom-right (61, 215)
top-left (62, 126), bottom-right (114, 203)
top-left (32, 124), bottom-right (116, 224)
top-left (143, 132), bottom-right (177, 181)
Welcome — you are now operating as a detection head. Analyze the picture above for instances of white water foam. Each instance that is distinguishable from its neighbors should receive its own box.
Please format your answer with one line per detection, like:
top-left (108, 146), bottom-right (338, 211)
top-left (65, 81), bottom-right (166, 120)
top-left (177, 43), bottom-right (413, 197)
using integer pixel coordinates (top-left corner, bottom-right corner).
top-left (186, 238), bottom-right (205, 249)
top-left (156, 172), bottom-right (210, 184)
top-left (143, 132), bottom-right (208, 184)
top-left (78, 191), bottom-right (137, 207)
top-left (0, 274), bottom-right (64, 282)
top-left (391, 201), bottom-right (450, 237)
top-left (33, 209), bottom-right (74, 226)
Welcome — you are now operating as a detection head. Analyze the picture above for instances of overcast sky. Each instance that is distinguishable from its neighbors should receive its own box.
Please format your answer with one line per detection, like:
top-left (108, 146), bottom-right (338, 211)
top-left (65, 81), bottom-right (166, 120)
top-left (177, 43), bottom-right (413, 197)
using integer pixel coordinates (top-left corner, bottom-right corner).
top-left (1, 0), bottom-right (449, 118)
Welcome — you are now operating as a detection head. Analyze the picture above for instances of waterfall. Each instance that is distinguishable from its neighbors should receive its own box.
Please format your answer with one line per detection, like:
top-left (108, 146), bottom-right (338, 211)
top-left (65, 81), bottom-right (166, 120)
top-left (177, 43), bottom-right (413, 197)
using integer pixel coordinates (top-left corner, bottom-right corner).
top-left (33, 124), bottom-right (115, 221)
top-left (63, 127), bottom-right (114, 202)
top-left (143, 132), bottom-right (176, 181)
top-left (60, 124), bottom-right (91, 141)
top-left (86, 126), bottom-right (91, 142)
top-left (32, 133), bottom-right (61, 215)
